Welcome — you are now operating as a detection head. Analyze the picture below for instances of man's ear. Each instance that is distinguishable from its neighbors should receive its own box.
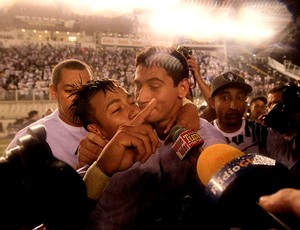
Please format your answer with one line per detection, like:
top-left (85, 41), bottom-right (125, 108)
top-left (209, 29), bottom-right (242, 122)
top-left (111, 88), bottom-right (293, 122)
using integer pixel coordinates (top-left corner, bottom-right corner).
top-left (209, 97), bottom-right (215, 109)
top-left (87, 124), bottom-right (101, 135)
top-left (49, 84), bottom-right (57, 100)
top-left (87, 124), bottom-right (107, 139)
top-left (178, 78), bottom-right (190, 99)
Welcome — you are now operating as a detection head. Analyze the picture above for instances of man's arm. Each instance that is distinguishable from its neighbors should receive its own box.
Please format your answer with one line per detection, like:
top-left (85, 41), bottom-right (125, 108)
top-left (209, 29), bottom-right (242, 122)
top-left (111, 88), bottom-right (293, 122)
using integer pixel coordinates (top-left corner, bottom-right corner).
top-left (164, 98), bottom-right (200, 135)
top-left (83, 123), bottom-right (159, 200)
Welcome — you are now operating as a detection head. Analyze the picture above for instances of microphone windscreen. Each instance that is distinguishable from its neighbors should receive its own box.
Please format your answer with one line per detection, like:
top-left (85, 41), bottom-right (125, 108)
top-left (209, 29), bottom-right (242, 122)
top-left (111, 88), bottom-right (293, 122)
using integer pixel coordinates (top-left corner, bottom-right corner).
top-left (170, 125), bottom-right (186, 142)
top-left (197, 144), bottom-right (243, 186)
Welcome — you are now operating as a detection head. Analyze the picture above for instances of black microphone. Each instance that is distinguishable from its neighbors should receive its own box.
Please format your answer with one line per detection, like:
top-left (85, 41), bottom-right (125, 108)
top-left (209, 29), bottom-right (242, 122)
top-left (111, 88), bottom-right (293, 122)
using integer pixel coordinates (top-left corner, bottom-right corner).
top-left (170, 125), bottom-right (204, 160)
top-left (197, 144), bottom-right (300, 230)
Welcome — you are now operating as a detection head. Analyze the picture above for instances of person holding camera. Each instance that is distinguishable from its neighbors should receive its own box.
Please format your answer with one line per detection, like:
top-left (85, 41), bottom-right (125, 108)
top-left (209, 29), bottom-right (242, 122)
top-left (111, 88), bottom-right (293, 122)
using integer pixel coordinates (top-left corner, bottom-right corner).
top-left (177, 45), bottom-right (217, 122)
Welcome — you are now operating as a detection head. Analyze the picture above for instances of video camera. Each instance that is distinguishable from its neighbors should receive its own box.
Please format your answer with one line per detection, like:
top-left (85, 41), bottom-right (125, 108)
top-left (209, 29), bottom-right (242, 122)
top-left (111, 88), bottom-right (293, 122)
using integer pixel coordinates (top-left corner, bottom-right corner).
top-left (264, 85), bottom-right (300, 135)
top-left (1, 124), bottom-right (88, 229)
top-left (176, 45), bottom-right (193, 60)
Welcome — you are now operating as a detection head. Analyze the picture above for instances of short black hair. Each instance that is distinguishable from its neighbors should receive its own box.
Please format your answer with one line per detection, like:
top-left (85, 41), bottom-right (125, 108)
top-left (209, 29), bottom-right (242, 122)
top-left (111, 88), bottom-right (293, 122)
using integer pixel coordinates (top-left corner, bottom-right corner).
top-left (135, 46), bottom-right (189, 86)
top-left (268, 85), bottom-right (286, 94)
top-left (51, 58), bottom-right (94, 88)
top-left (250, 96), bottom-right (267, 105)
top-left (28, 110), bottom-right (39, 118)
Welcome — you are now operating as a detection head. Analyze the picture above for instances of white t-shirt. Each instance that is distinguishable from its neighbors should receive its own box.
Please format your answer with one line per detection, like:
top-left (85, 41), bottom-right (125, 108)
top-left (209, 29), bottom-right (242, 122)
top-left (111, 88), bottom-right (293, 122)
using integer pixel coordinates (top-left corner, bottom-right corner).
top-left (5, 109), bottom-right (87, 168)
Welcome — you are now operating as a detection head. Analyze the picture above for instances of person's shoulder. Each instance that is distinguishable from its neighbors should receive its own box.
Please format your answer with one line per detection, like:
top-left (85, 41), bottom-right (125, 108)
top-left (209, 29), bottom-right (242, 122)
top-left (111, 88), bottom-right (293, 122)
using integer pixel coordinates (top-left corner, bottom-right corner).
top-left (199, 117), bottom-right (211, 125)
top-left (199, 117), bottom-right (217, 129)
top-left (198, 118), bottom-right (227, 147)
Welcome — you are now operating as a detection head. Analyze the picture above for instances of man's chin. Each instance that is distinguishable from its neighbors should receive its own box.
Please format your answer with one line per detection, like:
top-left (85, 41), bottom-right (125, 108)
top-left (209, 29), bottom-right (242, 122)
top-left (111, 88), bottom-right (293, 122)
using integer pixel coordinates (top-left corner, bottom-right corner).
top-left (144, 115), bottom-right (158, 125)
top-left (225, 114), bottom-right (242, 120)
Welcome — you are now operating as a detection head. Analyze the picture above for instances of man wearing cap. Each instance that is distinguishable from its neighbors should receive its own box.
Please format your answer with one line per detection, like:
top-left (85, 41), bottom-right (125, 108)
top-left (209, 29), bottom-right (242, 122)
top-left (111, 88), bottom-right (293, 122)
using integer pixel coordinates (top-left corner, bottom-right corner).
top-left (210, 71), bottom-right (300, 176)
top-left (248, 96), bottom-right (267, 123)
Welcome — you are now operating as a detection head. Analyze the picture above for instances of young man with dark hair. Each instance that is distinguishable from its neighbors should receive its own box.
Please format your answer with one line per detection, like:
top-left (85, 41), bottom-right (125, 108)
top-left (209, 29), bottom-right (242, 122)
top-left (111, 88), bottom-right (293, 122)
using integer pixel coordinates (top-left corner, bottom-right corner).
top-left (248, 96), bottom-right (267, 123)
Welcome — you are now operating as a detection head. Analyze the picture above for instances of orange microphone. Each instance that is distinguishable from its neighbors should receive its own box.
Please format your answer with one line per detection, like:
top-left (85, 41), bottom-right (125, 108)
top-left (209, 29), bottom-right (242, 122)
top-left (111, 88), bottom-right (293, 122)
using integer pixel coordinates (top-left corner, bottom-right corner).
top-left (196, 144), bottom-right (300, 229)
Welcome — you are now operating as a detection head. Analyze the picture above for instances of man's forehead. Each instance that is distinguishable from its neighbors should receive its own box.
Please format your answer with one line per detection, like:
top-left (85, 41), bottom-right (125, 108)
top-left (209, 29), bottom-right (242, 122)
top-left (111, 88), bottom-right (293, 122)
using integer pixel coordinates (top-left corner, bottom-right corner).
top-left (134, 65), bottom-right (169, 83)
top-left (101, 88), bottom-right (131, 105)
top-left (217, 87), bottom-right (247, 95)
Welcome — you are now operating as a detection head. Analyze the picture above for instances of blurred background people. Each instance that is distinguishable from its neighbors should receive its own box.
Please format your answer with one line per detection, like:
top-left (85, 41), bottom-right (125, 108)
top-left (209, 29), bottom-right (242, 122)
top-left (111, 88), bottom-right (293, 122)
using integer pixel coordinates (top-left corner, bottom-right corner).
top-left (247, 96), bottom-right (267, 123)
top-left (18, 110), bottom-right (41, 130)
top-left (267, 85), bottom-right (285, 112)
top-left (210, 71), bottom-right (300, 176)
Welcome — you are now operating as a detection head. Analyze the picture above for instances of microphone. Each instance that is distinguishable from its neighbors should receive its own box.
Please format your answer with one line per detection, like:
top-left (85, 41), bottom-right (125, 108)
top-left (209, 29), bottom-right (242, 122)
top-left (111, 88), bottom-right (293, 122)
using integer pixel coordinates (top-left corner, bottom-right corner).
top-left (197, 144), bottom-right (300, 229)
top-left (170, 125), bottom-right (204, 160)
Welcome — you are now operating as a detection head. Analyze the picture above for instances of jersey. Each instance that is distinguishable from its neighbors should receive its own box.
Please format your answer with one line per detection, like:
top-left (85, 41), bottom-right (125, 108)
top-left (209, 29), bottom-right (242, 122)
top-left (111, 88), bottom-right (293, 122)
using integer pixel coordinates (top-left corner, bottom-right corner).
top-left (212, 118), bottom-right (299, 170)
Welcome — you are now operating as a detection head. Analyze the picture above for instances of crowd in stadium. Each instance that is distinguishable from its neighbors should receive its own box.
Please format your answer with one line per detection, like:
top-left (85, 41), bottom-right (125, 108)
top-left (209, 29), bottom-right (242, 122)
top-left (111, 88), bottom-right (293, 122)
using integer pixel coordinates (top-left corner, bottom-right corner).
top-left (0, 40), bottom-right (296, 103)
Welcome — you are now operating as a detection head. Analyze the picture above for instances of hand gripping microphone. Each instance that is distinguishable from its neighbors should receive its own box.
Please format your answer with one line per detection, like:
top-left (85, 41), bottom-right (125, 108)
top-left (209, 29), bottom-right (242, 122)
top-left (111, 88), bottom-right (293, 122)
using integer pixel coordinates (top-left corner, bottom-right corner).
top-left (197, 144), bottom-right (300, 230)
top-left (170, 125), bottom-right (204, 160)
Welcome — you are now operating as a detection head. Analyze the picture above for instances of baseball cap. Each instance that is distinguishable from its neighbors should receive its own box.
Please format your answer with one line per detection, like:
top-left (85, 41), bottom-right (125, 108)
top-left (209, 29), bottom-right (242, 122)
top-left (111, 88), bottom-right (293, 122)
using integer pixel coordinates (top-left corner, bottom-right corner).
top-left (211, 71), bottom-right (253, 97)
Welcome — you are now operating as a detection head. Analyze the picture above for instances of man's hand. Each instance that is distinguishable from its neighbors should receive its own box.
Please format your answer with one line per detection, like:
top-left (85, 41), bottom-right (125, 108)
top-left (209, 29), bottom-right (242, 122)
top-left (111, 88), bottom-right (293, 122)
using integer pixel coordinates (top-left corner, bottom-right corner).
top-left (259, 188), bottom-right (300, 218)
top-left (78, 99), bottom-right (157, 171)
top-left (77, 132), bottom-right (108, 168)
top-left (97, 123), bottom-right (159, 175)
top-left (96, 98), bottom-right (159, 175)
top-left (164, 101), bottom-right (200, 138)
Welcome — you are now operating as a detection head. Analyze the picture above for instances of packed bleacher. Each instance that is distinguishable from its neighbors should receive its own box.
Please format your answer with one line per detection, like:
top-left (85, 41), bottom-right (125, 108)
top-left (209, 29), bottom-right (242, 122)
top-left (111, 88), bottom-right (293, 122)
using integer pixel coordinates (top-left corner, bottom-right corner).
top-left (0, 40), bottom-right (297, 107)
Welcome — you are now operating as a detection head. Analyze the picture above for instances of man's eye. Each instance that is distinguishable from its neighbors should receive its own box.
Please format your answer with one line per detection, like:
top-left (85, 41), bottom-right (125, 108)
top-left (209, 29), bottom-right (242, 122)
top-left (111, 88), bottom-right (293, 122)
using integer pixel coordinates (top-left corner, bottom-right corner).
top-left (238, 96), bottom-right (245, 101)
top-left (150, 85), bottom-right (160, 90)
top-left (221, 95), bottom-right (229, 101)
top-left (112, 108), bottom-right (121, 114)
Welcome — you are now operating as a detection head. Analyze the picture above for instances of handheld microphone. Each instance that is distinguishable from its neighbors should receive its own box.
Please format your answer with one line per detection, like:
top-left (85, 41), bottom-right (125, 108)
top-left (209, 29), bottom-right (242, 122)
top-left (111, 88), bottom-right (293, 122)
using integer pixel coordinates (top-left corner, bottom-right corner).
top-left (170, 125), bottom-right (204, 160)
top-left (197, 144), bottom-right (300, 230)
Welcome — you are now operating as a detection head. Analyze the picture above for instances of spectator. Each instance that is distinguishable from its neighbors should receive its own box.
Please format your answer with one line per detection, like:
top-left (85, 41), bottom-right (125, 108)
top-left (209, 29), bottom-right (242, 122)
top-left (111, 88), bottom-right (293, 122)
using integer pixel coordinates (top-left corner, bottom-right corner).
top-left (185, 48), bottom-right (217, 122)
top-left (4, 59), bottom-right (94, 169)
top-left (42, 108), bottom-right (53, 118)
top-left (248, 96), bottom-right (267, 123)
top-left (267, 85), bottom-right (285, 112)
top-left (210, 71), bottom-right (300, 176)
top-left (80, 46), bottom-right (226, 229)
top-left (19, 110), bottom-right (40, 130)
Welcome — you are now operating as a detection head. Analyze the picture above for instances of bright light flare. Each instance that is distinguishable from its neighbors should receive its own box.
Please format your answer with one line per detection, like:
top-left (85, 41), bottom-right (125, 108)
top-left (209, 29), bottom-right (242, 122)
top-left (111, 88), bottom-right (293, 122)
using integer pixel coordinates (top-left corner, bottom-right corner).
top-left (149, 1), bottom-right (291, 43)
top-left (0, 0), bottom-right (293, 44)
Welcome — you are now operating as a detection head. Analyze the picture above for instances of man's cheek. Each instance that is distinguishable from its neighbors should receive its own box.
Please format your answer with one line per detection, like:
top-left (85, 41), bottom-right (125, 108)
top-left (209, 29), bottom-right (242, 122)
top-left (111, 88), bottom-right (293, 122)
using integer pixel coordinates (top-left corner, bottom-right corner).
top-left (144, 109), bottom-right (158, 123)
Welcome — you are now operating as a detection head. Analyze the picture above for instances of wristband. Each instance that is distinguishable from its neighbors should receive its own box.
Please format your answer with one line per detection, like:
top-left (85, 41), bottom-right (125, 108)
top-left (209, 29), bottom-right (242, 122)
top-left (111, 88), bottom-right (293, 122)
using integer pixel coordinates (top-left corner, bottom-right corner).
top-left (83, 161), bottom-right (110, 200)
